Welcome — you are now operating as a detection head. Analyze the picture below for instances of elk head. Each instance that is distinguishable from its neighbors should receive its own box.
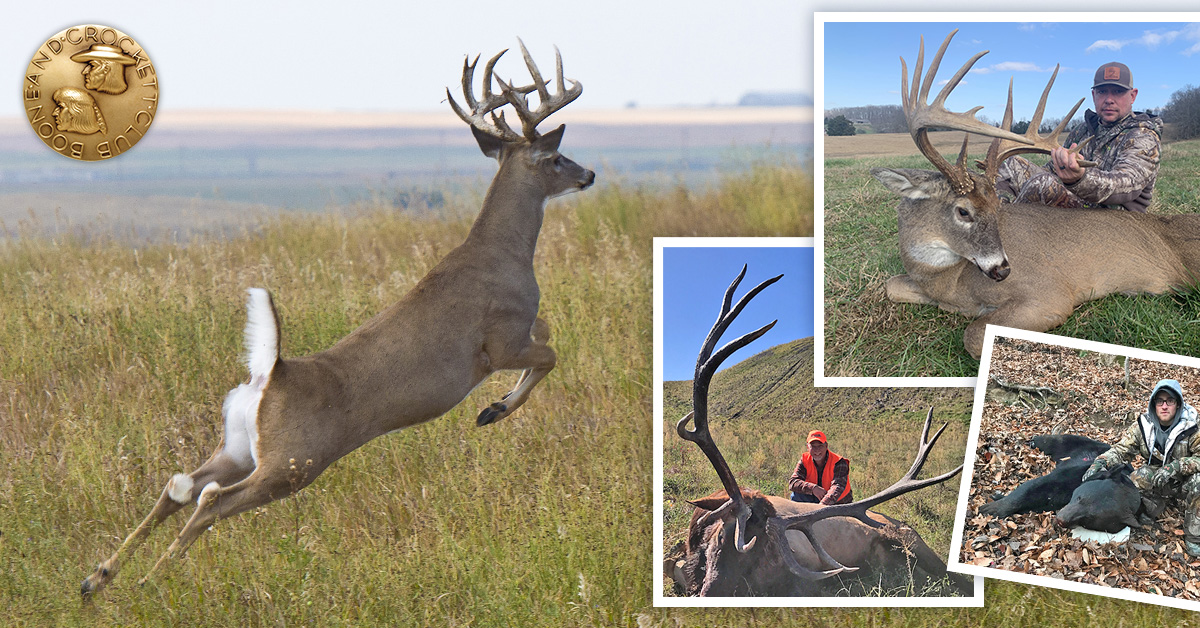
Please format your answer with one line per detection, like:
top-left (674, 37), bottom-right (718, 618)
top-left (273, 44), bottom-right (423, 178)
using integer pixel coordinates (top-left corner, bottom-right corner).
top-left (447, 39), bottom-right (594, 199)
top-left (872, 29), bottom-right (1091, 282)
top-left (678, 266), bottom-right (963, 596)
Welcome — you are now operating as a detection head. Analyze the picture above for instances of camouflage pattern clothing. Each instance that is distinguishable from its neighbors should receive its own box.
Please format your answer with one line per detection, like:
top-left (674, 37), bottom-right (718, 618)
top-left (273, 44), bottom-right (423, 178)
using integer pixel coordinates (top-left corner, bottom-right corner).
top-left (996, 109), bottom-right (1162, 212)
top-left (1085, 380), bottom-right (1200, 555)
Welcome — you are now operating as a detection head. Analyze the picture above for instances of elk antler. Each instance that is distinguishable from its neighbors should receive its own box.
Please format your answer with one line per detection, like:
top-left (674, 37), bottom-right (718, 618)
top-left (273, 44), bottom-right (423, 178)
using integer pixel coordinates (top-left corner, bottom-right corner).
top-left (767, 407), bottom-right (963, 580)
top-left (447, 39), bottom-right (582, 142)
top-left (902, 30), bottom-right (1091, 195)
top-left (677, 265), bottom-right (782, 554)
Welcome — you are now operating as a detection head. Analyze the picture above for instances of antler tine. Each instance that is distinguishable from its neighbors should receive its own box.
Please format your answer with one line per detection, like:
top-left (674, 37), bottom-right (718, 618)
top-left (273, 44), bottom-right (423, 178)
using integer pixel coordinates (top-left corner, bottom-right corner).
top-left (677, 265), bottom-right (783, 554)
top-left (770, 408), bottom-right (963, 563)
top-left (495, 39), bottom-right (583, 140)
top-left (766, 518), bottom-right (853, 580)
top-left (903, 30), bottom-right (1068, 195)
top-left (977, 65), bottom-right (1095, 176)
top-left (447, 49), bottom-right (524, 142)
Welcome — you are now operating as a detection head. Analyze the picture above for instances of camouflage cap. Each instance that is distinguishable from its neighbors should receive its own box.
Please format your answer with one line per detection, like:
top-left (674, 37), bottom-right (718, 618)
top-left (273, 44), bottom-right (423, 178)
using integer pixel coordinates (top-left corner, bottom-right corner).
top-left (1093, 62), bottom-right (1133, 90)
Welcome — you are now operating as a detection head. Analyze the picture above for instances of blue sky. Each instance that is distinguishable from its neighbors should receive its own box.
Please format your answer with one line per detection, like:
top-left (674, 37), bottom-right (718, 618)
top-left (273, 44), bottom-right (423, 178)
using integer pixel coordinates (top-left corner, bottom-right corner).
top-left (661, 245), bottom-right (814, 382)
top-left (4, 0), bottom-right (804, 117)
top-left (822, 20), bottom-right (1200, 123)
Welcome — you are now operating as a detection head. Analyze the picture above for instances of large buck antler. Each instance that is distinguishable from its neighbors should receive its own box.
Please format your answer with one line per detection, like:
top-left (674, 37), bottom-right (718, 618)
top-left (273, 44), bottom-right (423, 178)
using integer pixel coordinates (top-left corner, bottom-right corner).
top-left (677, 265), bottom-right (782, 554)
top-left (902, 29), bottom-right (1092, 194)
top-left (447, 38), bottom-right (582, 142)
top-left (680, 267), bottom-right (963, 581)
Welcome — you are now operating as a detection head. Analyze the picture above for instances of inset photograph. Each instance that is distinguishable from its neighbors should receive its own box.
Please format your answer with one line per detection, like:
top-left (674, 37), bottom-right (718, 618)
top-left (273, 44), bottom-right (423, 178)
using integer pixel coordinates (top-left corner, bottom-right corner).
top-left (654, 238), bottom-right (979, 606)
top-left (953, 326), bottom-right (1200, 611)
top-left (816, 15), bottom-right (1200, 382)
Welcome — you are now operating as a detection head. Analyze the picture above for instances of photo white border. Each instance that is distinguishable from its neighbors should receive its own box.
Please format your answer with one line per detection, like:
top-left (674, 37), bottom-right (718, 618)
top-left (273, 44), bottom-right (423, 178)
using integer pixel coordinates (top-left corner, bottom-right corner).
top-left (813, 11), bottom-right (1200, 389)
top-left (653, 236), bottom-right (983, 607)
top-left (949, 324), bottom-right (1200, 612)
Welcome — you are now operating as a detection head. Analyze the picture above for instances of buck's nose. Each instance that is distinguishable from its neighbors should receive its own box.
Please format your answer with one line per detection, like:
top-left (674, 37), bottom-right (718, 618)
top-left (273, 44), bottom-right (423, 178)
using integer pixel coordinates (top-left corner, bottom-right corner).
top-left (988, 262), bottom-right (1011, 281)
top-left (580, 170), bottom-right (596, 189)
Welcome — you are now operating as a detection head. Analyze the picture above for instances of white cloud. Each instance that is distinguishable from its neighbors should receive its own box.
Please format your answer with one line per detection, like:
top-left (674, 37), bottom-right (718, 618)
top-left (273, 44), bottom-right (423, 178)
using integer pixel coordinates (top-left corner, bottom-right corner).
top-left (1086, 39), bottom-right (1124, 53)
top-left (992, 61), bottom-right (1052, 73)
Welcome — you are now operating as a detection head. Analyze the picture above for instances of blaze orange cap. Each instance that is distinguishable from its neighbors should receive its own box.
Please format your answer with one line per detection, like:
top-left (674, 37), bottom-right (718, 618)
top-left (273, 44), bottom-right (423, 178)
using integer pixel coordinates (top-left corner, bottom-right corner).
top-left (807, 430), bottom-right (827, 444)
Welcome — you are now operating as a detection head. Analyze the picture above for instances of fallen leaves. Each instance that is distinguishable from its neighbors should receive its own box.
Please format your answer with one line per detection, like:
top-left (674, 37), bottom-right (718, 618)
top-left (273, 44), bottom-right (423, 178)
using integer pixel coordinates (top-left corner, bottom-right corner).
top-left (963, 338), bottom-right (1200, 601)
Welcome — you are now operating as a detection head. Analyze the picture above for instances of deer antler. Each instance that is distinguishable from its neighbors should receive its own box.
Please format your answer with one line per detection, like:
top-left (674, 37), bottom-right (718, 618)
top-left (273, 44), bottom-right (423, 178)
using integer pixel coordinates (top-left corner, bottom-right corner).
top-left (902, 30), bottom-right (1091, 194)
top-left (677, 265), bottom-right (782, 554)
top-left (767, 408), bottom-right (963, 580)
top-left (447, 39), bottom-right (581, 142)
top-left (978, 73), bottom-right (1094, 182)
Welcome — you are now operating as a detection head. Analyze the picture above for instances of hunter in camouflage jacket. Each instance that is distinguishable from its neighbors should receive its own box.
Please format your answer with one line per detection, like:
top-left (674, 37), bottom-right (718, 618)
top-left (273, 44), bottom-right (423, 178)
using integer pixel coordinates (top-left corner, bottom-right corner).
top-left (997, 109), bottom-right (1163, 212)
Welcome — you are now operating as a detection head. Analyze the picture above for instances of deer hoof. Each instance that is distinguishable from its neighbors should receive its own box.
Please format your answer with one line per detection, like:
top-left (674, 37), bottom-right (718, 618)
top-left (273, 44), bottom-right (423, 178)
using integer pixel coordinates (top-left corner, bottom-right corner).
top-left (477, 402), bottom-right (507, 426)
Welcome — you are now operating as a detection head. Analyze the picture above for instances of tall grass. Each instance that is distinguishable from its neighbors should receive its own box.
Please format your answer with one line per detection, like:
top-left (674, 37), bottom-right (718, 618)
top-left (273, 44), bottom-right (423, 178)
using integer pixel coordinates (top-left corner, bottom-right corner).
top-left (0, 160), bottom-right (812, 627)
top-left (823, 137), bottom-right (1200, 378)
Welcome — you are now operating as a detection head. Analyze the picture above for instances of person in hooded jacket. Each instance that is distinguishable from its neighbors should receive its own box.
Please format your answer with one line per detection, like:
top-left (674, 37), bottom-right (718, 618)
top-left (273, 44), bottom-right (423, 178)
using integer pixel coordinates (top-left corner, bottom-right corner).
top-left (996, 61), bottom-right (1162, 213)
top-left (1084, 379), bottom-right (1200, 556)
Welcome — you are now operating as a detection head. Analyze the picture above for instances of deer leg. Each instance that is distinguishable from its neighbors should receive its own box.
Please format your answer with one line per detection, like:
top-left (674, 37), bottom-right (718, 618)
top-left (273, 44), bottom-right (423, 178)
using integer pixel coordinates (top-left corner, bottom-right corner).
top-left (885, 274), bottom-right (937, 305)
top-left (81, 449), bottom-right (255, 598)
top-left (139, 467), bottom-right (289, 586)
top-left (963, 300), bottom-right (1072, 359)
top-left (478, 318), bottom-right (556, 426)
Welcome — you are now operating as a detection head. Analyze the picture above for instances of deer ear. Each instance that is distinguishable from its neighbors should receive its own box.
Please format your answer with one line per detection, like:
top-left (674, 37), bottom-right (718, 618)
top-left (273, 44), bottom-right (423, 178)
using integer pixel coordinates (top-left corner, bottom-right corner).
top-left (472, 126), bottom-right (505, 160)
top-left (871, 167), bottom-right (934, 200)
top-left (532, 124), bottom-right (565, 155)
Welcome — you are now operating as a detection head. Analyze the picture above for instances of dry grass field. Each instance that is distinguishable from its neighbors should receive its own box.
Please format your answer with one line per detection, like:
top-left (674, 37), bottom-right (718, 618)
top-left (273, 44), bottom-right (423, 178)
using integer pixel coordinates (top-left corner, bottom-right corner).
top-left (823, 131), bottom-right (964, 159)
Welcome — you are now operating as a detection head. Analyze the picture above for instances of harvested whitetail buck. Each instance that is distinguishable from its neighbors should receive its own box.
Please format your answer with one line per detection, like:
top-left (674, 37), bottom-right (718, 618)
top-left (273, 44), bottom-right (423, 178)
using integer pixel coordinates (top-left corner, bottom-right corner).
top-left (80, 40), bottom-right (594, 597)
top-left (872, 30), bottom-right (1200, 359)
top-left (674, 266), bottom-right (969, 596)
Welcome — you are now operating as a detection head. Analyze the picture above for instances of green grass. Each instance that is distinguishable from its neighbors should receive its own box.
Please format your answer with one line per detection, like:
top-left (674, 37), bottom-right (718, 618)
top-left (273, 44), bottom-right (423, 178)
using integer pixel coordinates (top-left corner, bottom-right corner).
top-left (823, 137), bottom-right (1200, 378)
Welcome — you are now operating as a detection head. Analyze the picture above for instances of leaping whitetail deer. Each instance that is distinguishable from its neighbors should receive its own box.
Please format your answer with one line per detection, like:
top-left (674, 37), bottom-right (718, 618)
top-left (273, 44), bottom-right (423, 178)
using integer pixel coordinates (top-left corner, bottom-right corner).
top-left (872, 30), bottom-right (1200, 359)
top-left (674, 266), bottom-right (968, 596)
top-left (80, 40), bottom-right (594, 597)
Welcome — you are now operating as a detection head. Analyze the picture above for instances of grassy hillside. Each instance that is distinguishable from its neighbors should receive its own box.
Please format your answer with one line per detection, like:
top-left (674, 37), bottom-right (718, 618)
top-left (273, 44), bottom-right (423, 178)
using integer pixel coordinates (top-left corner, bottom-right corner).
top-left (823, 136), bottom-right (1200, 378)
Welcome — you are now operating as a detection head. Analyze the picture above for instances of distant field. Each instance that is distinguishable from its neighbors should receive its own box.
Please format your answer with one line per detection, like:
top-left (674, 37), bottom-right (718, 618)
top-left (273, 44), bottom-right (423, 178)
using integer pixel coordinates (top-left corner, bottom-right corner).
top-left (0, 108), bottom-right (812, 239)
top-left (822, 131), bottom-right (965, 159)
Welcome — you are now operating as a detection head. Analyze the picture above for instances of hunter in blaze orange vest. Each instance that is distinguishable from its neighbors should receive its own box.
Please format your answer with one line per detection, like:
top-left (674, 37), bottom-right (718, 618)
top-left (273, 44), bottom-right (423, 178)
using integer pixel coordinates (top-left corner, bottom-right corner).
top-left (788, 430), bottom-right (852, 505)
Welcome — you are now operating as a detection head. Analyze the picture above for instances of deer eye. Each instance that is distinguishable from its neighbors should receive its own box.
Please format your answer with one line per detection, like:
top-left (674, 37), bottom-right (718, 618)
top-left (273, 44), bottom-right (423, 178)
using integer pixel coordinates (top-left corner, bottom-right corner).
top-left (956, 207), bottom-right (974, 222)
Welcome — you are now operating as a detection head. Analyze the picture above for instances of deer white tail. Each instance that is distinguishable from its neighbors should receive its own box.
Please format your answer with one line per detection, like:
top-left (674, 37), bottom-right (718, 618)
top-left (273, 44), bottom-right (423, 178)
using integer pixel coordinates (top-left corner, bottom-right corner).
top-left (243, 288), bottom-right (280, 383)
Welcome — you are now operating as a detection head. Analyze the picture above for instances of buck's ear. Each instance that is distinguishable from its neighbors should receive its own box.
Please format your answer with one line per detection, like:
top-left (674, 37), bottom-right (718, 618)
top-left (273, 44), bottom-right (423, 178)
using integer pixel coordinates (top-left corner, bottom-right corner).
top-left (871, 167), bottom-right (938, 200)
top-left (531, 124), bottom-right (565, 156)
top-left (472, 126), bottom-right (505, 160)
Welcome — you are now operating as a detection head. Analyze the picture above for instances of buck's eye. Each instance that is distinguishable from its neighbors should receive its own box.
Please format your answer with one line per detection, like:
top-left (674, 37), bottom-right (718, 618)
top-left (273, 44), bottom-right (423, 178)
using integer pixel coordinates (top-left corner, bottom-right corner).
top-left (956, 207), bottom-right (974, 222)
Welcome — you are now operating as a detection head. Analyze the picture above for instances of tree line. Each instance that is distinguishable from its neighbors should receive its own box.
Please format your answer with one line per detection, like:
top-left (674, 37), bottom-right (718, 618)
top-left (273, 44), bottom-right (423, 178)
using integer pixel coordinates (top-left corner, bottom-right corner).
top-left (825, 86), bottom-right (1200, 141)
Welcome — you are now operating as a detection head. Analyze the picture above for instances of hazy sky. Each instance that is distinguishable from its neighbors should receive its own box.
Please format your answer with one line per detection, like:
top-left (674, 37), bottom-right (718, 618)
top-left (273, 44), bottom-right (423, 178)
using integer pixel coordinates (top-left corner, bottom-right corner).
top-left (661, 245), bottom-right (814, 382)
top-left (5, 0), bottom-right (805, 117)
top-left (821, 18), bottom-right (1200, 122)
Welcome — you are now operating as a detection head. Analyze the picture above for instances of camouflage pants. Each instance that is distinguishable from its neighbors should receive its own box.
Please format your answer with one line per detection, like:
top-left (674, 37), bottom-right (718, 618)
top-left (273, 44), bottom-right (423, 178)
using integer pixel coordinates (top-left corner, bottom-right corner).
top-left (1131, 466), bottom-right (1200, 544)
top-left (995, 156), bottom-right (1103, 209)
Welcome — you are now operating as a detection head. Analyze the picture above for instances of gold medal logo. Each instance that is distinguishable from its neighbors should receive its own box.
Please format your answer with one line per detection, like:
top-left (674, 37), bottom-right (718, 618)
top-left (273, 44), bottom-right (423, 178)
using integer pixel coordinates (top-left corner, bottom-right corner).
top-left (23, 25), bottom-right (158, 161)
